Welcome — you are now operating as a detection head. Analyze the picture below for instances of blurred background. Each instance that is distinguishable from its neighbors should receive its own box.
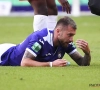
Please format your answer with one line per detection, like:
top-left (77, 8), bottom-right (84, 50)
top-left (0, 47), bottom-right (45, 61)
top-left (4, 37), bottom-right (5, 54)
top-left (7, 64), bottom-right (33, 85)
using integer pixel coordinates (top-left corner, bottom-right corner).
top-left (0, 0), bottom-right (92, 17)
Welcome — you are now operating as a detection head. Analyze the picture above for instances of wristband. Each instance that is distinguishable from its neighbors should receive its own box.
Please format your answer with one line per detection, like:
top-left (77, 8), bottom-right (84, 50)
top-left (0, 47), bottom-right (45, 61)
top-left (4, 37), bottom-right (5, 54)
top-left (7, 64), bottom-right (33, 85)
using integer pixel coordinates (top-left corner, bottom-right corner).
top-left (49, 62), bottom-right (52, 67)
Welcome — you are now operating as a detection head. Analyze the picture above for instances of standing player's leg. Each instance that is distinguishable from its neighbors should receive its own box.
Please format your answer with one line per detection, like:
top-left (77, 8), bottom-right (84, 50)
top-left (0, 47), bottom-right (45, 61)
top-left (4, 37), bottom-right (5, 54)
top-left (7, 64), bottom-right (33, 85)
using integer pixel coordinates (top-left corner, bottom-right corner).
top-left (28, 0), bottom-right (48, 32)
top-left (46, 0), bottom-right (58, 30)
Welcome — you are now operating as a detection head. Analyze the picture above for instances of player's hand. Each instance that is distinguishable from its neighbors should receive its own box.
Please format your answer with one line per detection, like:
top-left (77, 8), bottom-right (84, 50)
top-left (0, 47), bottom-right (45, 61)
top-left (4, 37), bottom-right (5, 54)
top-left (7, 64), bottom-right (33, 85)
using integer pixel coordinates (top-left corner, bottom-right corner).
top-left (58, 0), bottom-right (71, 14)
top-left (52, 59), bottom-right (67, 67)
top-left (76, 39), bottom-right (90, 55)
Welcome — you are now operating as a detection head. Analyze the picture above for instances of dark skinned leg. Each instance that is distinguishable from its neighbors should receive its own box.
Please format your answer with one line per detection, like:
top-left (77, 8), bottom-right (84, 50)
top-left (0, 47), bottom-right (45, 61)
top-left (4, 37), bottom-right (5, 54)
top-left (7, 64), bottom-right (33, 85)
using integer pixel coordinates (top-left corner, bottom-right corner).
top-left (28, 0), bottom-right (48, 31)
top-left (46, 0), bottom-right (58, 30)
top-left (28, 0), bottom-right (48, 15)
top-left (46, 0), bottom-right (58, 15)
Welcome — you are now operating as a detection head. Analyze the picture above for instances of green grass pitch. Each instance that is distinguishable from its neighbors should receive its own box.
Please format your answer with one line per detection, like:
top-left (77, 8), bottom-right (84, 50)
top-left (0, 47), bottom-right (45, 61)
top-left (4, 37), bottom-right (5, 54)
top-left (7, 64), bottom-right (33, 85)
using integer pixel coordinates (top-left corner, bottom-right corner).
top-left (0, 16), bottom-right (100, 90)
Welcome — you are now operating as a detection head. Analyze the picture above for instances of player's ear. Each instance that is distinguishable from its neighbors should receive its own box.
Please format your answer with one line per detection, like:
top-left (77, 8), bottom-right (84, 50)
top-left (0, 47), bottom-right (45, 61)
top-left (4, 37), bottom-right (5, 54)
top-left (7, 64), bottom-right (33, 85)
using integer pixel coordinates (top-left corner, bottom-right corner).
top-left (57, 29), bottom-right (62, 39)
top-left (56, 28), bottom-right (61, 35)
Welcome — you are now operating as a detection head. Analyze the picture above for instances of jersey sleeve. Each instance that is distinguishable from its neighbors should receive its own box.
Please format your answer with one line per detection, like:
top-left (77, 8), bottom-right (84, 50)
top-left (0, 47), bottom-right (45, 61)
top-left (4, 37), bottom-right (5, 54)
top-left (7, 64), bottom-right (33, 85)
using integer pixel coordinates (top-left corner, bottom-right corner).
top-left (26, 34), bottom-right (42, 57)
top-left (65, 42), bottom-right (77, 55)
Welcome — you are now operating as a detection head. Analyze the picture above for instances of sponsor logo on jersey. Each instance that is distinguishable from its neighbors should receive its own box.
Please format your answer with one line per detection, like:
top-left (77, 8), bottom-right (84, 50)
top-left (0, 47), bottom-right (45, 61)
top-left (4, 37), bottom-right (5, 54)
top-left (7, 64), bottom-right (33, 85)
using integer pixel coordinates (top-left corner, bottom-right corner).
top-left (45, 53), bottom-right (51, 56)
top-left (31, 42), bottom-right (41, 52)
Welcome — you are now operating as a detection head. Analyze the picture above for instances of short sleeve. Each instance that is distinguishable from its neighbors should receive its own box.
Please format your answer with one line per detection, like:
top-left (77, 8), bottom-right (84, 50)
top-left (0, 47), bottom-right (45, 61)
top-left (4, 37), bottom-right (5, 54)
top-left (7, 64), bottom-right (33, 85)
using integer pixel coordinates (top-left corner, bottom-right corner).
top-left (65, 42), bottom-right (77, 55)
top-left (26, 35), bottom-right (42, 57)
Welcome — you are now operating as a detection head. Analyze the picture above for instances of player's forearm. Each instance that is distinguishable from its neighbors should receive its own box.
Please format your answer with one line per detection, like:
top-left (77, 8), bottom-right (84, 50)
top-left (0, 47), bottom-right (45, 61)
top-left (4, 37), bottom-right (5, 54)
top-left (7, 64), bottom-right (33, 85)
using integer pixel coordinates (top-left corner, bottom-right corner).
top-left (81, 53), bottom-right (91, 66)
top-left (76, 54), bottom-right (91, 66)
top-left (21, 58), bottom-right (50, 67)
top-left (70, 51), bottom-right (91, 66)
top-left (77, 54), bottom-right (91, 66)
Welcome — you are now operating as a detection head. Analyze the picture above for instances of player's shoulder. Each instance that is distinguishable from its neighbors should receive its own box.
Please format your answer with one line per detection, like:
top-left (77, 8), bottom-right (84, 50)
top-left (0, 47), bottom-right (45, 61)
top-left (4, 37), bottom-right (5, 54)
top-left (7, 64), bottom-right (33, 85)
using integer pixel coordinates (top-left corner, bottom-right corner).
top-left (28, 28), bottom-right (48, 39)
top-left (28, 28), bottom-right (53, 45)
top-left (34, 28), bottom-right (49, 37)
top-left (37, 28), bottom-right (54, 45)
top-left (34, 28), bottom-right (53, 39)
top-left (38, 28), bottom-right (53, 36)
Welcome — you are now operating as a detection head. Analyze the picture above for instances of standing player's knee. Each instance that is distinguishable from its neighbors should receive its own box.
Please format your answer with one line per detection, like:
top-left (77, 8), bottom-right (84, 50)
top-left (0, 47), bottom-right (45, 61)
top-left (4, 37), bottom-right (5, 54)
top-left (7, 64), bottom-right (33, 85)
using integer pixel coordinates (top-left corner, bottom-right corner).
top-left (52, 6), bottom-right (58, 14)
top-left (48, 6), bottom-right (58, 15)
top-left (28, 0), bottom-right (48, 15)
top-left (36, 6), bottom-right (48, 15)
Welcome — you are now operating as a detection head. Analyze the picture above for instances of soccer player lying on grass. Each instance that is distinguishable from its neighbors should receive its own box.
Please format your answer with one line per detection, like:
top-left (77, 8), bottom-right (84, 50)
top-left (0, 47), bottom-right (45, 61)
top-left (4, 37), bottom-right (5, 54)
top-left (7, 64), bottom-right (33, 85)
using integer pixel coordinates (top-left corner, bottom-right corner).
top-left (0, 16), bottom-right (91, 67)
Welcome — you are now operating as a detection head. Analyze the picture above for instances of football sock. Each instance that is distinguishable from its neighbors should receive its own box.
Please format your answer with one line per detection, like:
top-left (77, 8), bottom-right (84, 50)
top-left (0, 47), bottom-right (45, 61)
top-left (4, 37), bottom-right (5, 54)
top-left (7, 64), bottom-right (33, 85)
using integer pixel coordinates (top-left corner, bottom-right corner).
top-left (33, 15), bottom-right (47, 32)
top-left (47, 15), bottom-right (57, 30)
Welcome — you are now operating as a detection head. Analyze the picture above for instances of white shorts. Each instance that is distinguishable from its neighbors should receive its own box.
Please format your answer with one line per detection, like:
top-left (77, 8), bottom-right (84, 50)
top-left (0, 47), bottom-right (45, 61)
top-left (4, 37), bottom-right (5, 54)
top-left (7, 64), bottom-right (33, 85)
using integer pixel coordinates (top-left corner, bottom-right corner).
top-left (0, 43), bottom-right (16, 63)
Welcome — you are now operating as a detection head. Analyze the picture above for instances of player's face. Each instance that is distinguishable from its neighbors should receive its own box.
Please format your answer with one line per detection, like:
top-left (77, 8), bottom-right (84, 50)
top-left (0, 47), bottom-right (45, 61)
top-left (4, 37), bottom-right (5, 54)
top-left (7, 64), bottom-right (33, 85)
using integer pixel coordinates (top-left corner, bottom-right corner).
top-left (58, 25), bottom-right (76, 48)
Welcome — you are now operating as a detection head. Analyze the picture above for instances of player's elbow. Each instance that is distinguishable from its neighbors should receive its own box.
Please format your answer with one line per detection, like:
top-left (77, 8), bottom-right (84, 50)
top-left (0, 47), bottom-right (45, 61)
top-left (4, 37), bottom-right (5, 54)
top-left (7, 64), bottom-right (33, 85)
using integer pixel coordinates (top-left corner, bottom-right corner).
top-left (78, 62), bottom-right (90, 66)
top-left (20, 59), bottom-right (27, 67)
top-left (83, 62), bottom-right (90, 66)
top-left (20, 62), bottom-right (26, 67)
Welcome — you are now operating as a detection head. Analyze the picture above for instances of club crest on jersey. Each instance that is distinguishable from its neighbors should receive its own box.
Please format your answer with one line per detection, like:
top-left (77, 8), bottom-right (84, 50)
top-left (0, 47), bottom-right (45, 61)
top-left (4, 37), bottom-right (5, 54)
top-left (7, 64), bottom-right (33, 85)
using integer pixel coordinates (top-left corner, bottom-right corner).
top-left (31, 42), bottom-right (41, 52)
top-left (58, 52), bottom-right (62, 58)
